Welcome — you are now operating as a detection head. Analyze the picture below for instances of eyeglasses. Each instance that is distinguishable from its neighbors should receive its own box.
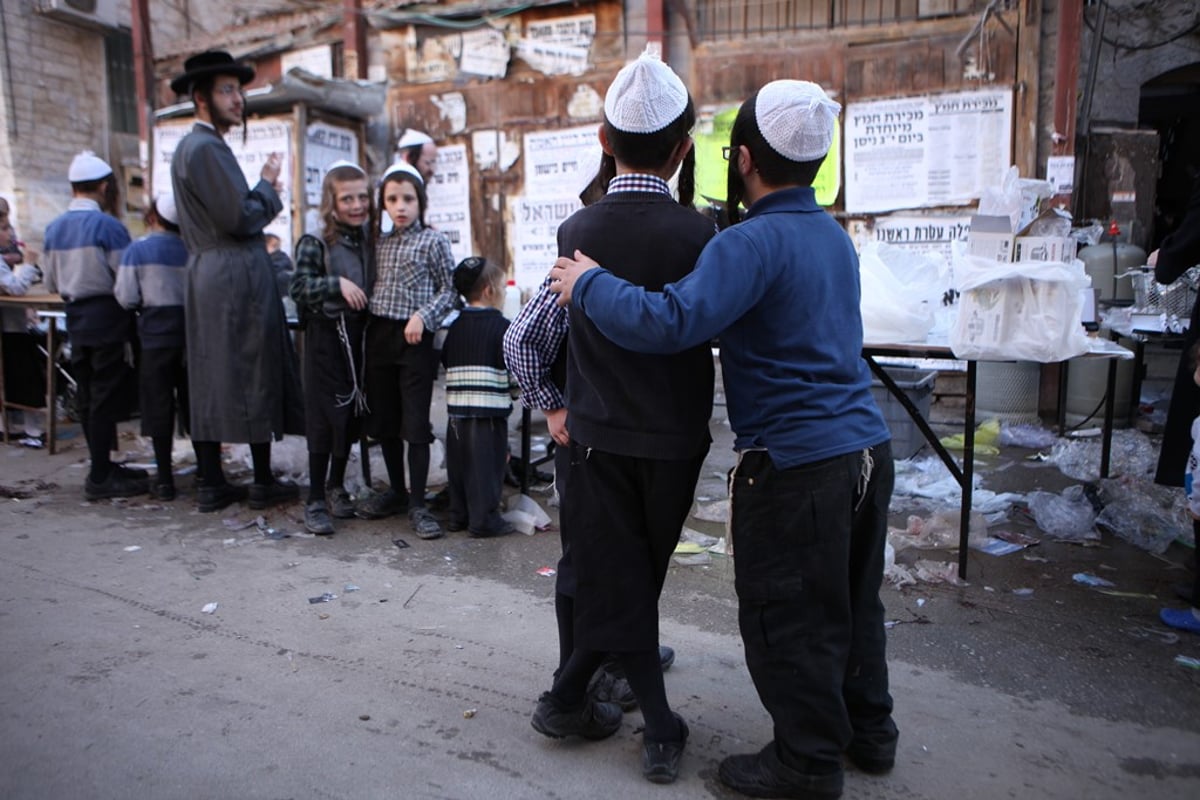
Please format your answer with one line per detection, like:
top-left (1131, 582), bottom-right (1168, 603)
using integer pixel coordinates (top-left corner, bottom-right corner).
top-left (213, 84), bottom-right (243, 97)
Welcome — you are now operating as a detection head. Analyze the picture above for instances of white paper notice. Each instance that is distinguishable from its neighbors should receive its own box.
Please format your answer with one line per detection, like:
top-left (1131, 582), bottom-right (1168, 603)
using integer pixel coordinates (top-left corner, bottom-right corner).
top-left (522, 126), bottom-right (598, 199)
top-left (845, 88), bottom-right (1012, 214)
top-left (509, 195), bottom-right (581, 291)
top-left (1046, 155), bottom-right (1075, 195)
top-left (426, 144), bottom-right (474, 263)
top-left (459, 28), bottom-right (509, 78)
top-left (873, 215), bottom-right (972, 262)
top-left (304, 121), bottom-right (359, 208)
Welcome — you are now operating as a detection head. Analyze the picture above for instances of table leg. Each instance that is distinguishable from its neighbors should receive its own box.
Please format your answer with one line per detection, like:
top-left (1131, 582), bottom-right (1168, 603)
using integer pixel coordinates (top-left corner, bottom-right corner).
top-left (46, 317), bottom-right (58, 455)
top-left (958, 360), bottom-right (977, 581)
top-left (1100, 357), bottom-right (1117, 479)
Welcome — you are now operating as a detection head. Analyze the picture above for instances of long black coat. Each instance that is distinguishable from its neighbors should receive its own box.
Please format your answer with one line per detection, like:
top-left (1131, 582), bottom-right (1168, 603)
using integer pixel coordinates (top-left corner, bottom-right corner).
top-left (1154, 174), bottom-right (1200, 487)
top-left (171, 124), bottom-right (304, 443)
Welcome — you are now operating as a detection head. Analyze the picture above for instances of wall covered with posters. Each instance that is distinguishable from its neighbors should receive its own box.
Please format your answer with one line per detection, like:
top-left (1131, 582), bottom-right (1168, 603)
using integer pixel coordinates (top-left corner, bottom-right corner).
top-left (382, 1), bottom-right (628, 292)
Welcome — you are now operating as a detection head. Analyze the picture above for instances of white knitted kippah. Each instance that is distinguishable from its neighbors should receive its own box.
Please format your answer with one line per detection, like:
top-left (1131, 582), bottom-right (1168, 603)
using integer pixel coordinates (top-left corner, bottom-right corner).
top-left (155, 191), bottom-right (179, 225)
top-left (603, 51), bottom-right (688, 134)
top-left (68, 150), bottom-right (113, 182)
top-left (755, 80), bottom-right (841, 162)
top-left (326, 159), bottom-right (366, 175)
top-left (381, 161), bottom-right (424, 186)
top-left (396, 129), bottom-right (433, 149)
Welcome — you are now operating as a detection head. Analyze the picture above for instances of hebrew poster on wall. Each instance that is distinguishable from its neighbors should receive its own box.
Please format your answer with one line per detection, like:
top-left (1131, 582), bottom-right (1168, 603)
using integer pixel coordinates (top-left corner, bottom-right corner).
top-left (844, 88), bottom-right (1012, 214)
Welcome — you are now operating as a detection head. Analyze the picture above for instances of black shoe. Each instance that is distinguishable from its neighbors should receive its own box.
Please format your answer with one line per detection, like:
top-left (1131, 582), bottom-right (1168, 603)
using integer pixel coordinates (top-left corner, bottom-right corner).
top-left (304, 501), bottom-right (335, 535)
top-left (587, 666), bottom-right (638, 711)
top-left (659, 645), bottom-right (675, 672)
top-left (84, 469), bottom-right (150, 501)
top-left (355, 488), bottom-right (408, 520)
top-left (530, 692), bottom-right (622, 740)
top-left (248, 480), bottom-right (300, 510)
top-left (426, 487), bottom-right (451, 511)
top-left (196, 482), bottom-right (248, 513)
top-left (409, 507), bottom-right (443, 540)
top-left (469, 521), bottom-right (516, 538)
top-left (113, 464), bottom-right (149, 479)
top-left (718, 743), bottom-right (843, 800)
top-left (326, 486), bottom-right (356, 519)
top-left (643, 713), bottom-right (688, 784)
top-left (846, 718), bottom-right (897, 774)
top-left (446, 517), bottom-right (468, 532)
top-left (152, 482), bottom-right (177, 501)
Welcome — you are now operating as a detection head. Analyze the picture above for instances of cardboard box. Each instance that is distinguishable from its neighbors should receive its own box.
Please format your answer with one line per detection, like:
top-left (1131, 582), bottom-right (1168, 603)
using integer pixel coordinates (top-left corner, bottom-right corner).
top-left (968, 215), bottom-right (1015, 262)
top-left (1014, 236), bottom-right (1078, 263)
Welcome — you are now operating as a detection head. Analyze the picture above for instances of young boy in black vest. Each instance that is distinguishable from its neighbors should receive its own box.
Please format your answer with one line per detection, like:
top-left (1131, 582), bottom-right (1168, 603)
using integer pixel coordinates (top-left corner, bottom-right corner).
top-left (528, 51), bottom-right (716, 785)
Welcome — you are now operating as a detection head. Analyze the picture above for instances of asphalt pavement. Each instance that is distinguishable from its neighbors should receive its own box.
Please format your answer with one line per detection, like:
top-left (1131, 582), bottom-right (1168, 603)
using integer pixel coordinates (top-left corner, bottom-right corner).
top-left (1, 381), bottom-right (1199, 800)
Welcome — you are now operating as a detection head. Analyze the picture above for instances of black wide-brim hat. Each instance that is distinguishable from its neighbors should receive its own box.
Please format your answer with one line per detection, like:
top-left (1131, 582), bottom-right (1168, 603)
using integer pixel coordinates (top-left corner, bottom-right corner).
top-left (170, 50), bottom-right (255, 96)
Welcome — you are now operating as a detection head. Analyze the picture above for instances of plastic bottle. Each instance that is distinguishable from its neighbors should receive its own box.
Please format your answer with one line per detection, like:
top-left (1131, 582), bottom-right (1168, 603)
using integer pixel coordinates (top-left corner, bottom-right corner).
top-left (503, 279), bottom-right (521, 319)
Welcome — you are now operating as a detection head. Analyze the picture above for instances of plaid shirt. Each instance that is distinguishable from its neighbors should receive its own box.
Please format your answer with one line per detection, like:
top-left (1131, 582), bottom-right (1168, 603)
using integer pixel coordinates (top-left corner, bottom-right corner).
top-left (369, 221), bottom-right (456, 329)
top-left (500, 173), bottom-right (673, 411)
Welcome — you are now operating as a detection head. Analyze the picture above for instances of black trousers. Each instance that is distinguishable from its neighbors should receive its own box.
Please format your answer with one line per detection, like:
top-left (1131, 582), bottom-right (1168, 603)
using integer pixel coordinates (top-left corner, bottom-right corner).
top-left (139, 346), bottom-right (188, 439)
top-left (730, 443), bottom-right (897, 771)
top-left (445, 415), bottom-right (508, 535)
top-left (567, 443), bottom-right (707, 652)
top-left (72, 342), bottom-right (134, 471)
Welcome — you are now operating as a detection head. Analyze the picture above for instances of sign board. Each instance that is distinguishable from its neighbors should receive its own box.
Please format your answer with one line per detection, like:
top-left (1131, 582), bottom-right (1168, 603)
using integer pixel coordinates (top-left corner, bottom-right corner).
top-left (152, 118), bottom-right (294, 245)
top-left (425, 143), bottom-right (474, 264)
top-left (844, 88), bottom-right (1012, 213)
top-left (508, 125), bottom-right (598, 289)
top-left (303, 120), bottom-right (360, 211)
top-left (873, 214), bottom-right (972, 261)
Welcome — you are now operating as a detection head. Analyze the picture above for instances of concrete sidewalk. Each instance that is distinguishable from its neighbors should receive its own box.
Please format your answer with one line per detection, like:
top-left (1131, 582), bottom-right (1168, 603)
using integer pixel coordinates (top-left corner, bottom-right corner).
top-left (1, 407), bottom-right (1199, 799)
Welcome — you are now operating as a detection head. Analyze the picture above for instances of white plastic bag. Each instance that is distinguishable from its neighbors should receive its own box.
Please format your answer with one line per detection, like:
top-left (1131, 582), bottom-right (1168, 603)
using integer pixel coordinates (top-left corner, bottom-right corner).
top-left (860, 241), bottom-right (949, 344)
top-left (950, 246), bottom-right (1092, 362)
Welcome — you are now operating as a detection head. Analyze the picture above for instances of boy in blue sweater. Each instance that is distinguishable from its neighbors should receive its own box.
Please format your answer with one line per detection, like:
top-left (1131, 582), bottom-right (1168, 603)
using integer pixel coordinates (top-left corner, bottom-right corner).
top-left (115, 191), bottom-right (197, 500)
top-left (43, 152), bottom-right (143, 500)
top-left (551, 80), bottom-right (897, 800)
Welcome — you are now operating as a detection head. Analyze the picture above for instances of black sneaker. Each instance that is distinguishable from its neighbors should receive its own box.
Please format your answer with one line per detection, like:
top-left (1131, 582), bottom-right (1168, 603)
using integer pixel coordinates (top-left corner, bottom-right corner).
top-left (304, 501), bottom-right (335, 535)
top-left (530, 692), bottom-right (622, 740)
top-left (152, 482), bottom-right (177, 501)
top-left (446, 517), bottom-right (468, 532)
top-left (248, 480), bottom-right (300, 510)
top-left (84, 469), bottom-right (150, 501)
top-left (355, 488), bottom-right (408, 520)
top-left (642, 713), bottom-right (688, 784)
top-left (587, 666), bottom-right (638, 711)
top-left (718, 743), bottom-right (843, 800)
top-left (409, 507), bottom-right (443, 540)
top-left (113, 464), bottom-right (150, 479)
top-left (469, 521), bottom-right (516, 538)
top-left (659, 645), bottom-right (675, 672)
top-left (846, 726), bottom-right (897, 775)
top-left (326, 486), bottom-right (356, 519)
top-left (196, 482), bottom-right (248, 513)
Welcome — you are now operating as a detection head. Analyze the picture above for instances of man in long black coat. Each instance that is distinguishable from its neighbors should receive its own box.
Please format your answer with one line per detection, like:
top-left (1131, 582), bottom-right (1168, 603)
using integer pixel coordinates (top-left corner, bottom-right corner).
top-left (169, 51), bottom-right (303, 513)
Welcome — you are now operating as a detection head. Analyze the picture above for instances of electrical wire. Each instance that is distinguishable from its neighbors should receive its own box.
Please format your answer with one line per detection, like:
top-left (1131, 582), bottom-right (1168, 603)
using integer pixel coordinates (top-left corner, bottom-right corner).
top-left (1084, 0), bottom-right (1200, 52)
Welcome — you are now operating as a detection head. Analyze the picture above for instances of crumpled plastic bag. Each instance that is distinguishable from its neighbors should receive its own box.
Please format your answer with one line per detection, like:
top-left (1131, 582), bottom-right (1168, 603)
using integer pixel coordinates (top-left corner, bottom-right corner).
top-left (889, 508), bottom-right (988, 550)
top-left (999, 423), bottom-right (1059, 450)
top-left (1094, 477), bottom-right (1192, 554)
top-left (1025, 484), bottom-right (1099, 541)
top-left (977, 165), bottom-right (1054, 233)
top-left (1048, 429), bottom-right (1159, 482)
top-left (860, 241), bottom-right (949, 344)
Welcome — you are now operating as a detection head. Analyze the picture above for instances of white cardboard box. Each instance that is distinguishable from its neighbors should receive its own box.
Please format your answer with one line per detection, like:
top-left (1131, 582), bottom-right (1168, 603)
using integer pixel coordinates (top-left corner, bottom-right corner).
top-left (968, 215), bottom-right (1015, 262)
top-left (1015, 236), bottom-right (1078, 263)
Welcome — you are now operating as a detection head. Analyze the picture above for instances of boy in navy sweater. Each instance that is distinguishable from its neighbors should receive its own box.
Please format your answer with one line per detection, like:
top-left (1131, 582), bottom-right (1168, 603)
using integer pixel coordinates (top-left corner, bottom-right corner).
top-left (115, 192), bottom-right (196, 500)
top-left (441, 257), bottom-right (516, 538)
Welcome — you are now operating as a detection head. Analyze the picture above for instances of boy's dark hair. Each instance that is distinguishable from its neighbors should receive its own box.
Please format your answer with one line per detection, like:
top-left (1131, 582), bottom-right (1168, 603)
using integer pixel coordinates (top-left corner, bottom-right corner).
top-left (71, 175), bottom-right (120, 217)
top-left (590, 95), bottom-right (698, 208)
top-left (377, 171), bottom-right (428, 228)
top-left (725, 91), bottom-right (824, 224)
top-left (453, 256), bottom-right (505, 302)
